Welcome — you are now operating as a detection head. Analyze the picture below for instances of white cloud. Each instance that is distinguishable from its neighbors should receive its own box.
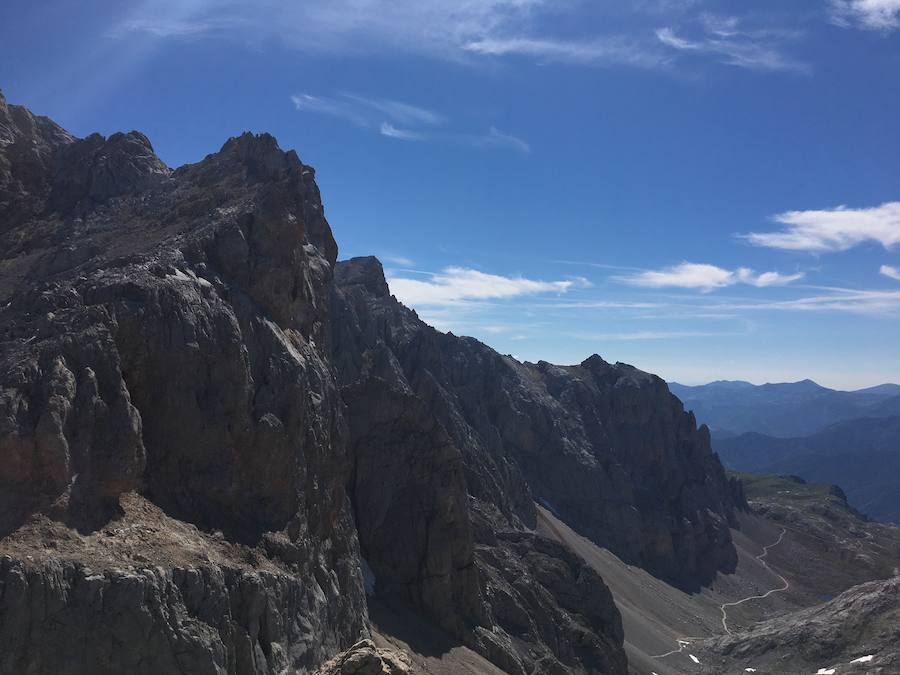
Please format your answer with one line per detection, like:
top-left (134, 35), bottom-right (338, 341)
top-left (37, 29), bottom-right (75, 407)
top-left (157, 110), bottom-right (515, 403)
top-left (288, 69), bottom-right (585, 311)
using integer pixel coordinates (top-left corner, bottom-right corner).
top-left (881, 264), bottom-right (900, 281)
top-left (567, 330), bottom-right (726, 341)
top-left (112, 0), bottom-right (784, 75)
top-left (291, 93), bottom-right (529, 153)
top-left (737, 268), bottom-right (806, 287)
top-left (462, 36), bottom-right (668, 69)
top-left (380, 122), bottom-right (427, 141)
top-left (655, 20), bottom-right (808, 73)
top-left (469, 127), bottom-right (532, 154)
top-left (342, 93), bottom-right (444, 126)
top-left (291, 94), bottom-right (371, 127)
top-left (831, 0), bottom-right (900, 30)
top-left (291, 92), bottom-right (441, 130)
top-left (387, 267), bottom-right (577, 306)
top-left (722, 287), bottom-right (900, 315)
top-left (382, 255), bottom-right (416, 267)
top-left (744, 202), bottom-right (900, 252)
top-left (115, 0), bottom-right (547, 59)
top-left (615, 262), bottom-right (803, 291)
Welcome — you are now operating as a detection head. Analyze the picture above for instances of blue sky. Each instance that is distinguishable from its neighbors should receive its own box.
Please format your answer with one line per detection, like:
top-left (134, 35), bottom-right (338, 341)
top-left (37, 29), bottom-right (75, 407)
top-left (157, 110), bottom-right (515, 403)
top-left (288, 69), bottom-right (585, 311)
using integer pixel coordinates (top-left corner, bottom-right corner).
top-left (2, 0), bottom-right (899, 389)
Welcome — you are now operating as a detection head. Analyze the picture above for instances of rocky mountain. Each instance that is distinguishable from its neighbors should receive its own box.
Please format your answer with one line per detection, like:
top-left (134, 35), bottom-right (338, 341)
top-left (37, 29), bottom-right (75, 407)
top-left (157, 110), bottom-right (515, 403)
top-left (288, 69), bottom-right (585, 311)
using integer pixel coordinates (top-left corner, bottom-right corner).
top-left (3, 91), bottom-right (896, 675)
top-left (3, 91), bottom-right (742, 674)
top-left (716, 416), bottom-right (900, 522)
top-left (1, 90), bottom-right (366, 674)
top-left (332, 256), bottom-right (743, 594)
top-left (669, 379), bottom-right (900, 438)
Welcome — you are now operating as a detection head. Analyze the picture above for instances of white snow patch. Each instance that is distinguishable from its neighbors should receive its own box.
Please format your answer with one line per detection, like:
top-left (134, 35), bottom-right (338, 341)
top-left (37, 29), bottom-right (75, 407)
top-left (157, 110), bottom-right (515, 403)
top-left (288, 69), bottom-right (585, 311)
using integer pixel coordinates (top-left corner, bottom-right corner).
top-left (361, 558), bottom-right (376, 596)
top-left (745, 669), bottom-right (757, 673)
top-left (816, 669), bottom-right (836, 674)
top-left (850, 655), bottom-right (874, 663)
top-left (689, 654), bottom-right (700, 664)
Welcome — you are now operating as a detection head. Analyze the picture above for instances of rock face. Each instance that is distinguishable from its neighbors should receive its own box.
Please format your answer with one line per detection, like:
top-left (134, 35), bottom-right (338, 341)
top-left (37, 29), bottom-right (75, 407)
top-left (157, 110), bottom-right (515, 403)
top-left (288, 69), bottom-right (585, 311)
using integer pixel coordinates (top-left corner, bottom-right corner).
top-left (0, 91), bottom-right (366, 672)
top-left (335, 278), bottom-right (627, 673)
top-left (0, 556), bottom-right (353, 675)
top-left (332, 255), bottom-right (742, 591)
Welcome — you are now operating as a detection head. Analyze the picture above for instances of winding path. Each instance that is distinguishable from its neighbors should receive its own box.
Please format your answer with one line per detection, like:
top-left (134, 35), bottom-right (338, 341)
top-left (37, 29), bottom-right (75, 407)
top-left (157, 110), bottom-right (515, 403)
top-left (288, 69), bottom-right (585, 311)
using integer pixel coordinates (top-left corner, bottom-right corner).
top-left (651, 527), bottom-right (790, 661)
top-left (720, 527), bottom-right (789, 635)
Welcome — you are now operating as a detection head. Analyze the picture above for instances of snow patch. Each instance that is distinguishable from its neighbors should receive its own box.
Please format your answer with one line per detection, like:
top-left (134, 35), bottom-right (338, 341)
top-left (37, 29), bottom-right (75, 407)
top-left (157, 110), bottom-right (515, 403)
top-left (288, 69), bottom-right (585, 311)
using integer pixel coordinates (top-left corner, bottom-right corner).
top-left (850, 655), bottom-right (874, 664)
top-left (689, 654), bottom-right (700, 664)
top-left (816, 669), bottom-right (836, 675)
top-left (361, 558), bottom-right (376, 596)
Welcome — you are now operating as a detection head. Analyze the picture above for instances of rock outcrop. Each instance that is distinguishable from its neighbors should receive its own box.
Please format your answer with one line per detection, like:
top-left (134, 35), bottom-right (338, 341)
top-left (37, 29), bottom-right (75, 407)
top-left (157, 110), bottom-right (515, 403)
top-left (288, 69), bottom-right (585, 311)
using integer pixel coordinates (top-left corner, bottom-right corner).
top-left (314, 639), bottom-right (414, 675)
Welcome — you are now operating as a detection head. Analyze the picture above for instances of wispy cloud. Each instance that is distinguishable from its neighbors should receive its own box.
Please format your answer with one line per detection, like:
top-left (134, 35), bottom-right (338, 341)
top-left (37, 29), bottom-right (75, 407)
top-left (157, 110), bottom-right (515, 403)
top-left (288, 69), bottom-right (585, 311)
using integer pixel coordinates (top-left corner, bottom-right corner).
top-left (342, 93), bottom-right (445, 126)
top-left (655, 15), bottom-right (808, 73)
top-left (462, 36), bottom-right (668, 69)
top-left (112, 1), bottom-right (810, 77)
top-left (291, 92), bottom-right (441, 131)
top-left (291, 94), bottom-right (371, 127)
top-left (721, 287), bottom-right (900, 315)
top-left (615, 262), bottom-right (804, 291)
top-left (881, 264), bottom-right (900, 281)
top-left (292, 92), bottom-right (529, 152)
top-left (466, 127), bottom-right (532, 154)
top-left (382, 255), bottom-right (416, 267)
top-left (387, 266), bottom-right (582, 306)
top-left (743, 202), bottom-right (900, 252)
top-left (114, 1), bottom-right (546, 59)
top-left (380, 122), bottom-right (427, 141)
top-left (830, 0), bottom-right (900, 30)
top-left (566, 329), bottom-right (728, 341)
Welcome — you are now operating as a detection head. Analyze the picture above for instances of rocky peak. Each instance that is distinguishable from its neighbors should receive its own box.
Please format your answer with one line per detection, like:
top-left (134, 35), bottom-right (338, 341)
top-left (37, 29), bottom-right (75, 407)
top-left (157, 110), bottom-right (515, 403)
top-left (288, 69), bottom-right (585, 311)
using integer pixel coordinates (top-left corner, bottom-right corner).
top-left (48, 130), bottom-right (169, 215)
top-left (335, 256), bottom-right (391, 298)
top-left (0, 93), bottom-right (75, 226)
top-left (216, 131), bottom-right (305, 180)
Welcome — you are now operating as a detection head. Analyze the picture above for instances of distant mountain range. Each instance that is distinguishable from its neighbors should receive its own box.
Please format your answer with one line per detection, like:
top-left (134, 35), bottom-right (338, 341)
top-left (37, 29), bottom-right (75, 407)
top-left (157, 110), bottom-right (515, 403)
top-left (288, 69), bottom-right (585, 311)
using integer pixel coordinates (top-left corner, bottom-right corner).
top-left (715, 415), bottom-right (900, 523)
top-left (670, 379), bottom-right (900, 523)
top-left (669, 379), bottom-right (900, 438)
